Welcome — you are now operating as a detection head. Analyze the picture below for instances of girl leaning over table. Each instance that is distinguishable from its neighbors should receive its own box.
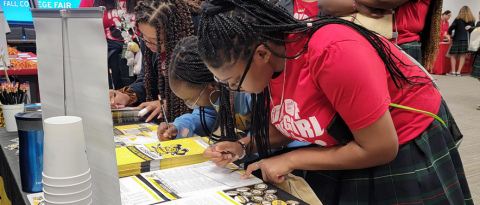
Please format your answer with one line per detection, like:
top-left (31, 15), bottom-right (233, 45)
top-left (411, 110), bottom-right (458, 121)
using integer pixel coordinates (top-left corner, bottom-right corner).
top-left (198, 0), bottom-right (472, 204)
top-left (157, 36), bottom-right (310, 156)
top-left (109, 0), bottom-right (202, 123)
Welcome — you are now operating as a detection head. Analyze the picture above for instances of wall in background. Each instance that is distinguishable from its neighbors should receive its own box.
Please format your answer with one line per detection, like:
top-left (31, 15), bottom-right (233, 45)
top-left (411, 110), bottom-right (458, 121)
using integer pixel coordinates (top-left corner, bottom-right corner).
top-left (443, 0), bottom-right (480, 24)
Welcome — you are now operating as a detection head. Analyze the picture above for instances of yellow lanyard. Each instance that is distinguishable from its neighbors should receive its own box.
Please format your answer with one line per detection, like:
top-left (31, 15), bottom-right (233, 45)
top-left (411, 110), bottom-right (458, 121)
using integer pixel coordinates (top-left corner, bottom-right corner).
top-left (389, 103), bottom-right (447, 128)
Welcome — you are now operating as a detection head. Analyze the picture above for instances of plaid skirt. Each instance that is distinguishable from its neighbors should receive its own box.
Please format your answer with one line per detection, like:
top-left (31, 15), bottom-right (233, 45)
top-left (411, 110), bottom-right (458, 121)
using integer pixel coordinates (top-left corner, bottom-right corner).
top-left (399, 41), bottom-right (422, 63)
top-left (449, 40), bottom-right (470, 55)
top-left (472, 50), bottom-right (480, 78)
top-left (305, 101), bottom-right (473, 205)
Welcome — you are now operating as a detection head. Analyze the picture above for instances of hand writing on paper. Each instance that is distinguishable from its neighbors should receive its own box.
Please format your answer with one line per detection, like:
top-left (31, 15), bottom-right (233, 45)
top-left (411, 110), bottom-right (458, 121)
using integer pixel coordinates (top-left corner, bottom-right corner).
top-left (157, 123), bottom-right (177, 141)
top-left (136, 101), bottom-right (162, 122)
top-left (203, 141), bottom-right (243, 167)
top-left (110, 90), bottom-right (130, 109)
top-left (241, 155), bottom-right (294, 184)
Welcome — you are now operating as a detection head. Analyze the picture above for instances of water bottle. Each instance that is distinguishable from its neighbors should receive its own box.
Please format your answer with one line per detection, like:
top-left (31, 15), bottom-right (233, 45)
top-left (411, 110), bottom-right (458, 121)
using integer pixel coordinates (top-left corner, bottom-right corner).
top-left (15, 111), bottom-right (43, 193)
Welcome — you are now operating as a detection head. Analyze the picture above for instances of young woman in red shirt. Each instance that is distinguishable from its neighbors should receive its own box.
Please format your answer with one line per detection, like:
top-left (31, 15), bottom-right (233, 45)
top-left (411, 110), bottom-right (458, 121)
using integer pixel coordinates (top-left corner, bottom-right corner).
top-left (199, 0), bottom-right (472, 204)
top-left (441, 10), bottom-right (452, 42)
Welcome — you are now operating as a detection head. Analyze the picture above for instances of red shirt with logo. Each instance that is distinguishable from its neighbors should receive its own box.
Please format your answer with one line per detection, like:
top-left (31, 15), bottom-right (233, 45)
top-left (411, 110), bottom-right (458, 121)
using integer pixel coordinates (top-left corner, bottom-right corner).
top-left (293, 0), bottom-right (319, 20)
top-left (79, 0), bottom-right (136, 41)
top-left (270, 24), bottom-right (441, 147)
top-left (393, 0), bottom-right (431, 45)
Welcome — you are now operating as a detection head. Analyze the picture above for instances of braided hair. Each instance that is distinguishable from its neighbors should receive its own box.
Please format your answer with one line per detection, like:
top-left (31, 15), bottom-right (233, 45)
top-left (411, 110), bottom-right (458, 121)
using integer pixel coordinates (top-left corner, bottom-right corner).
top-left (135, 0), bottom-right (200, 123)
top-left (197, 0), bottom-right (421, 158)
top-left (420, 0), bottom-right (443, 70)
top-left (170, 36), bottom-right (238, 142)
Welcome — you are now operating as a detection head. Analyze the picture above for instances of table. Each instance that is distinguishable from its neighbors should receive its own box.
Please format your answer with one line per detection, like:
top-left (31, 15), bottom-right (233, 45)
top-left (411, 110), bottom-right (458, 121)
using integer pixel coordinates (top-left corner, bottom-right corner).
top-left (0, 53), bottom-right (39, 103)
top-left (0, 128), bottom-right (29, 205)
top-left (433, 42), bottom-right (473, 75)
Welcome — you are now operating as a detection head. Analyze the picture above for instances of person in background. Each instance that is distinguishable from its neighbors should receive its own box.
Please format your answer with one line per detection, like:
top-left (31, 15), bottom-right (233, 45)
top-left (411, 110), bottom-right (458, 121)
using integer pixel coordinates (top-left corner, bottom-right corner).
top-left (79, 0), bottom-right (138, 89)
top-left (317, 0), bottom-right (442, 71)
top-left (448, 6), bottom-right (476, 77)
top-left (198, 0), bottom-right (471, 204)
top-left (276, 0), bottom-right (319, 20)
top-left (110, 0), bottom-right (201, 123)
top-left (471, 11), bottom-right (480, 110)
top-left (441, 10), bottom-right (452, 42)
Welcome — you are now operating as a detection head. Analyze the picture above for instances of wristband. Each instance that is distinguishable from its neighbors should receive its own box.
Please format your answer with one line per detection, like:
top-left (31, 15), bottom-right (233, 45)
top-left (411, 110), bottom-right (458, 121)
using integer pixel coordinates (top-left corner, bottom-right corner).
top-left (237, 140), bottom-right (247, 160)
top-left (353, 0), bottom-right (357, 11)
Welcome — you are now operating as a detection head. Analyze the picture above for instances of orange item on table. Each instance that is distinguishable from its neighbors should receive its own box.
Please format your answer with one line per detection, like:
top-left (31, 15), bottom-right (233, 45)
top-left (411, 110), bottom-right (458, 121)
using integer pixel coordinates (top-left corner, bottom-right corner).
top-left (9, 59), bottom-right (37, 71)
top-left (7, 46), bottom-right (20, 55)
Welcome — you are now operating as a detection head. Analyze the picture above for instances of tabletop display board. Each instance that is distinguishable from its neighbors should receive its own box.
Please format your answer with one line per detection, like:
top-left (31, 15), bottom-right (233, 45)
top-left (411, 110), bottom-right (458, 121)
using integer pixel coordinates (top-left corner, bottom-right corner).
top-left (32, 8), bottom-right (121, 204)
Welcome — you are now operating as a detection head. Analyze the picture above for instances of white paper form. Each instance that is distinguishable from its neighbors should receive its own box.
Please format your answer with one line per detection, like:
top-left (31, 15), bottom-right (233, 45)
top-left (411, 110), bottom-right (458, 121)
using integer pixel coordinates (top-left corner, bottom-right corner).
top-left (141, 161), bottom-right (262, 198)
top-left (120, 176), bottom-right (165, 205)
top-left (162, 191), bottom-right (240, 205)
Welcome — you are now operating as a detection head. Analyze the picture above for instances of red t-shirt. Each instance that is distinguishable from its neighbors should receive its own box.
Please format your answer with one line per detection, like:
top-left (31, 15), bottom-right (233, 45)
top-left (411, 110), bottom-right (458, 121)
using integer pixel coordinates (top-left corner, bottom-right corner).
top-left (270, 24), bottom-right (441, 147)
top-left (293, 0), bottom-right (319, 20)
top-left (393, 0), bottom-right (431, 45)
top-left (440, 19), bottom-right (450, 42)
top-left (79, 0), bottom-right (136, 41)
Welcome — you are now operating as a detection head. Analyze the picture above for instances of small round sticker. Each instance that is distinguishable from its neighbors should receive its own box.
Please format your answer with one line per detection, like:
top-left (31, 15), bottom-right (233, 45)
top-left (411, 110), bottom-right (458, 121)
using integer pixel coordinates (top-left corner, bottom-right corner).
top-left (286, 200), bottom-right (300, 205)
top-left (255, 183), bottom-right (268, 190)
top-left (251, 189), bottom-right (264, 196)
top-left (262, 201), bottom-right (272, 205)
top-left (272, 200), bottom-right (287, 205)
top-left (264, 189), bottom-right (278, 194)
top-left (252, 196), bottom-right (264, 203)
top-left (241, 192), bottom-right (253, 197)
top-left (264, 193), bottom-right (278, 202)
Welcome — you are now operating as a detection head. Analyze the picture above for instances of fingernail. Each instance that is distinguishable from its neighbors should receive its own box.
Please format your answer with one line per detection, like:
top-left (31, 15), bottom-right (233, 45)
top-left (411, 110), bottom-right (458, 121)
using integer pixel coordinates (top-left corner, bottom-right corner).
top-left (240, 175), bottom-right (246, 180)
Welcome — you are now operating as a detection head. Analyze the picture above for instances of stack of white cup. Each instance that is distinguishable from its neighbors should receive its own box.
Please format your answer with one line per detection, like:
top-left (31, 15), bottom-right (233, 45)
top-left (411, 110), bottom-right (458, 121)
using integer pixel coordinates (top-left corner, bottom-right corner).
top-left (42, 116), bottom-right (92, 205)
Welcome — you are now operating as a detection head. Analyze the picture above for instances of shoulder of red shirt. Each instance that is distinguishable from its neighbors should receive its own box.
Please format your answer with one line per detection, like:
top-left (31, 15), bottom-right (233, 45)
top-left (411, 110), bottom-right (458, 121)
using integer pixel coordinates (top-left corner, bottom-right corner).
top-left (78, 0), bottom-right (94, 8)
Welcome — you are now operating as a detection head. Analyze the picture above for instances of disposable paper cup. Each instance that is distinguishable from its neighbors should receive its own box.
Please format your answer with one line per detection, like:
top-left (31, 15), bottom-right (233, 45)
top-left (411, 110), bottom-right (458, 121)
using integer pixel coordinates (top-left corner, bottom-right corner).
top-left (44, 185), bottom-right (92, 203)
top-left (3, 104), bottom-right (24, 132)
top-left (42, 168), bottom-right (91, 186)
top-left (43, 116), bottom-right (89, 178)
top-left (43, 175), bottom-right (91, 194)
top-left (44, 193), bottom-right (92, 205)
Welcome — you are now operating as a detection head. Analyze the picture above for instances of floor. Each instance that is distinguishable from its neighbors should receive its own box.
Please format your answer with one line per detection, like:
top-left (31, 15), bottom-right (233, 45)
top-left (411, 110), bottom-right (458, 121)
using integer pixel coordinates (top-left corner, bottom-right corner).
top-left (434, 74), bottom-right (480, 202)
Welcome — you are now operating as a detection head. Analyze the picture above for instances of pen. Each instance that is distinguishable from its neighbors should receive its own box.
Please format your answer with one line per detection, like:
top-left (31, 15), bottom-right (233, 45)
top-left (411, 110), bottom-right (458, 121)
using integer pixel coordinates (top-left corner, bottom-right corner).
top-left (158, 95), bottom-right (169, 129)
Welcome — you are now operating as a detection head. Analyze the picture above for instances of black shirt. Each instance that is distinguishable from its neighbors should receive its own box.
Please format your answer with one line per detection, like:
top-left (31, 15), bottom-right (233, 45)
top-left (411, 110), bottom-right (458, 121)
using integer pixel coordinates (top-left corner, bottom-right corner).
top-left (448, 19), bottom-right (475, 42)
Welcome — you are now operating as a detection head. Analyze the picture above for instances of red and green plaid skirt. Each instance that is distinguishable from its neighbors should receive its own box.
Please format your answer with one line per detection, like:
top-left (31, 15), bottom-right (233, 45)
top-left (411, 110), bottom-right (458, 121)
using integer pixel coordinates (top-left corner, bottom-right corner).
top-left (305, 101), bottom-right (473, 205)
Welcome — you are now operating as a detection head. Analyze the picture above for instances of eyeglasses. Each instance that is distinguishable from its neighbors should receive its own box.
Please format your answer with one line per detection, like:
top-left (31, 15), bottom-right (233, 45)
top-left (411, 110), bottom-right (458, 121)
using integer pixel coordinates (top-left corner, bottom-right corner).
top-left (185, 85), bottom-right (208, 109)
top-left (138, 35), bottom-right (164, 47)
top-left (214, 44), bottom-right (261, 92)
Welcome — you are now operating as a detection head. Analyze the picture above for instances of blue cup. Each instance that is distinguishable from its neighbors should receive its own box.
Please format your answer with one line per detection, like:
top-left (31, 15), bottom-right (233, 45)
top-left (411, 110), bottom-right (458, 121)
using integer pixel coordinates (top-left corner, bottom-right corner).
top-left (15, 111), bottom-right (43, 193)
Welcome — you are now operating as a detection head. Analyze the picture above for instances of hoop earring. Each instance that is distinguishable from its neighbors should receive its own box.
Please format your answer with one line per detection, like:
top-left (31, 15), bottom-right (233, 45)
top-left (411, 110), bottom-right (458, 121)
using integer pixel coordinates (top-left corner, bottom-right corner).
top-left (209, 89), bottom-right (220, 108)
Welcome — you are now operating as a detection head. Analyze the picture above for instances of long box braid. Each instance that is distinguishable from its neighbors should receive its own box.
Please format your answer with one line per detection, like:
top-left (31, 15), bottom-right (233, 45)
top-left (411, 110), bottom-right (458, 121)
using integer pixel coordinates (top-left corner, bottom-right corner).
top-left (134, 0), bottom-right (200, 122)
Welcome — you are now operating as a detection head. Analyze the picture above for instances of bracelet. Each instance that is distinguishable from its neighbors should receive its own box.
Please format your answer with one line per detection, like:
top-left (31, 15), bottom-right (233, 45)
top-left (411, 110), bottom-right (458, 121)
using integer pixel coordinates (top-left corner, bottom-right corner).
top-left (237, 140), bottom-right (247, 160)
top-left (353, 0), bottom-right (357, 11)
